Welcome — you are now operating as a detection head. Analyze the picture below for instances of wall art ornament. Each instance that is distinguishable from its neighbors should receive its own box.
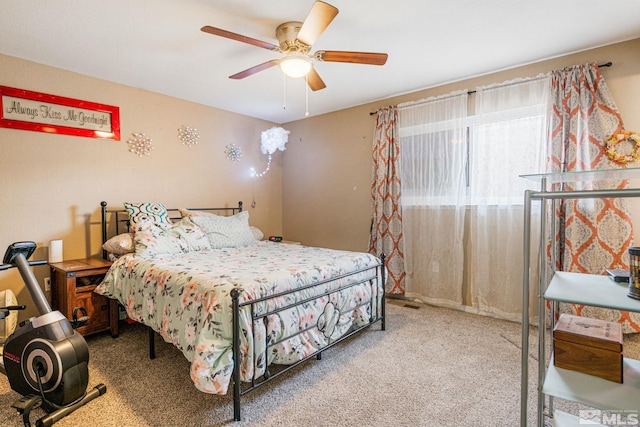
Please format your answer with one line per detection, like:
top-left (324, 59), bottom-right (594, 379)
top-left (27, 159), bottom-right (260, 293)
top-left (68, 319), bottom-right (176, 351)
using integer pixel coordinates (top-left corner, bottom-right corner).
top-left (178, 125), bottom-right (199, 147)
top-left (0, 85), bottom-right (121, 140)
top-left (127, 132), bottom-right (154, 157)
top-left (225, 144), bottom-right (243, 162)
top-left (606, 130), bottom-right (640, 164)
top-left (250, 126), bottom-right (289, 178)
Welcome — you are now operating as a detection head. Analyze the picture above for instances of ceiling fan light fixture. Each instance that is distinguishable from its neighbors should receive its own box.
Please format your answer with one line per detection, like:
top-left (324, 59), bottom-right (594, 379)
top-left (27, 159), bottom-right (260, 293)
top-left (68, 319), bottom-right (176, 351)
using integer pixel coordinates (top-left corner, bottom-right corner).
top-left (201, 1), bottom-right (387, 92)
top-left (279, 56), bottom-right (312, 78)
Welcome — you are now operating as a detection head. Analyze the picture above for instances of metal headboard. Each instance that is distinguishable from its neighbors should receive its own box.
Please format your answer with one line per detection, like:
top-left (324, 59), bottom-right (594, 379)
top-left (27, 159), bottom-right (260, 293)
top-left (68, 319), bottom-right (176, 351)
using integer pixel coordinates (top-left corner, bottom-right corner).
top-left (100, 201), bottom-right (243, 260)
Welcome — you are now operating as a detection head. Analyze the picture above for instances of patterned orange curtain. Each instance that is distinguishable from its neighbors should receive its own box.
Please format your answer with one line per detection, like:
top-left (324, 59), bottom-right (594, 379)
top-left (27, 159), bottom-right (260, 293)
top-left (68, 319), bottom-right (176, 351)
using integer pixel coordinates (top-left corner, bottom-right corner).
top-left (369, 106), bottom-right (405, 294)
top-left (548, 63), bottom-right (638, 332)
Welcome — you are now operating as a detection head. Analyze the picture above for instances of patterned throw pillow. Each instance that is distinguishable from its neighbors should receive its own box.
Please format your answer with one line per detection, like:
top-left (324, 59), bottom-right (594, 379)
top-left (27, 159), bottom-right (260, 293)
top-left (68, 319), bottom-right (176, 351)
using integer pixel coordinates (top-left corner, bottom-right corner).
top-left (133, 222), bottom-right (183, 256)
top-left (191, 211), bottom-right (256, 249)
top-left (172, 218), bottom-right (211, 252)
top-left (133, 218), bottom-right (212, 256)
top-left (124, 202), bottom-right (172, 226)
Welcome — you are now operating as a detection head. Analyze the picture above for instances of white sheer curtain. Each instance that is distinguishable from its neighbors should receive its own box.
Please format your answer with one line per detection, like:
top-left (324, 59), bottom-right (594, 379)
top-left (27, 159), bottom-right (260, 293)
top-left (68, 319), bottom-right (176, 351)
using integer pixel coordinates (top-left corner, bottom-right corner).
top-left (398, 91), bottom-right (468, 309)
top-left (469, 76), bottom-right (550, 321)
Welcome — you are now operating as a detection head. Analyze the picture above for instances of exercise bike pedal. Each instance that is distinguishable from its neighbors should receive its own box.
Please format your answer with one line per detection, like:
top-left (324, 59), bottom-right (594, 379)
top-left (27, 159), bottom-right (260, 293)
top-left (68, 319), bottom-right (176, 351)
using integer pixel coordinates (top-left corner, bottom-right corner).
top-left (11, 394), bottom-right (42, 413)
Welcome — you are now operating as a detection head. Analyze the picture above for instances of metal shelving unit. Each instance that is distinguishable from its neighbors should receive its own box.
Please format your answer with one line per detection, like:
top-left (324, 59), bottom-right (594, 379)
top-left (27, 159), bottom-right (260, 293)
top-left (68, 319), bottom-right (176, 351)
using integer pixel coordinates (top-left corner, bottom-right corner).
top-left (520, 167), bottom-right (640, 426)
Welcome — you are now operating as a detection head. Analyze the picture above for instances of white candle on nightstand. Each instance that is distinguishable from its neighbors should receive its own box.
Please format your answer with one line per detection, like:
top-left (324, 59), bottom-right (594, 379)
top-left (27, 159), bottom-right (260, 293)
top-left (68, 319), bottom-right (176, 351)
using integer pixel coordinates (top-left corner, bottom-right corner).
top-left (49, 239), bottom-right (63, 263)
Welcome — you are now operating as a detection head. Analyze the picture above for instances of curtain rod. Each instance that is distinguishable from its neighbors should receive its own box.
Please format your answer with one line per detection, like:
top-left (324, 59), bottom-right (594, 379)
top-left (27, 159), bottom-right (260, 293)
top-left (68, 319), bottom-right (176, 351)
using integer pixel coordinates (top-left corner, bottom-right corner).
top-left (368, 61), bottom-right (613, 116)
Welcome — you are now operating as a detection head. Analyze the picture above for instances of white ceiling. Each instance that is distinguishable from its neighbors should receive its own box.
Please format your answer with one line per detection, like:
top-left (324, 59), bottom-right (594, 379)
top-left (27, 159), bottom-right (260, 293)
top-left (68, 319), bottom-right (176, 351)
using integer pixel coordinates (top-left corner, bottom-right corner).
top-left (2, 0), bottom-right (640, 124)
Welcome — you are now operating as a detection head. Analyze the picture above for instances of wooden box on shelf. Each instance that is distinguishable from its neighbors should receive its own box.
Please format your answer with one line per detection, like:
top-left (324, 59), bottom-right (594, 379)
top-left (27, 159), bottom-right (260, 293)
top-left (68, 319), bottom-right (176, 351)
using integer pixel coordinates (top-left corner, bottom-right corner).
top-left (49, 258), bottom-right (118, 337)
top-left (553, 313), bottom-right (623, 383)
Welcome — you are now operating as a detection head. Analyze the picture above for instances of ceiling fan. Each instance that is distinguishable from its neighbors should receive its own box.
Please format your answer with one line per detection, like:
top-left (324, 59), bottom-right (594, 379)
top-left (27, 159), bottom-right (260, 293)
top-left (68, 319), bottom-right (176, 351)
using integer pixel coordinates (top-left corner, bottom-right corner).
top-left (201, 1), bottom-right (388, 91)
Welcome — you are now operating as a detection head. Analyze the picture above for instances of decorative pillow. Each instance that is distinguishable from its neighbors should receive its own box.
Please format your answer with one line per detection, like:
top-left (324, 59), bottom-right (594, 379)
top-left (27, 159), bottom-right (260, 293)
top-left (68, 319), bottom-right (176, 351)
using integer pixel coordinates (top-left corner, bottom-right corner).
top-left (102, 233), bottom-right (135, 255)
top-left (124, 202), bottom-right (172, 226)
top-left (172, 218), bottom-right (211, 252)
top-left (191, 211), bottom-right (256, 249)
top-left (250, 226), bottom-right (264, 241)
top-left (133, 218), bottom-right (211, 256)
top-left (133, 221), bottom-right (184, 256)
top-left (133, 222), bottom-right (184, 256)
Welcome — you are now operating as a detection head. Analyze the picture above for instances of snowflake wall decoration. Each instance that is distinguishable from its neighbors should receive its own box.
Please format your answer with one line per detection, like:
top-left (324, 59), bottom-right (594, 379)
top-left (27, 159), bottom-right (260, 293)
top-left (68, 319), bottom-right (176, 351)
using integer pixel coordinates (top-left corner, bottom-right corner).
top-left (127, 132), bottom-right (154, 157)
top-left (178, 125), bottom-right (199, 147)
top-left (225, 144), bottom-right (243, 162)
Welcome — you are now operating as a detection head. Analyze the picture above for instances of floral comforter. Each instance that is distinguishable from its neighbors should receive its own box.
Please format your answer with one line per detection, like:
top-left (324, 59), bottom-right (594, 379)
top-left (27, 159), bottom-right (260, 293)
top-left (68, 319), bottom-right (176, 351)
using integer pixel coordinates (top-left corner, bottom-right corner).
top-left (95, 241), bottom-right (382, 395)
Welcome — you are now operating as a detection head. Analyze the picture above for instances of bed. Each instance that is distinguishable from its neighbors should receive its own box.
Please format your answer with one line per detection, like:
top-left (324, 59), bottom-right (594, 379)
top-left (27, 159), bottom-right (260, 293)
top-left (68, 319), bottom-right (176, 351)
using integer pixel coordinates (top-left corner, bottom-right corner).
top-left (95, 201), bottom-right (386, 421)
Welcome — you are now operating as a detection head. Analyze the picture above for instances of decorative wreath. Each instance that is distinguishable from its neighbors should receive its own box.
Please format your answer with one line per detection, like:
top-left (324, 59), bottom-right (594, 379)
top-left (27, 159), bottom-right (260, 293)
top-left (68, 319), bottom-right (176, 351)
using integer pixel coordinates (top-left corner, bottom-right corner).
top-left (605, 130), bottom-right (640, 164)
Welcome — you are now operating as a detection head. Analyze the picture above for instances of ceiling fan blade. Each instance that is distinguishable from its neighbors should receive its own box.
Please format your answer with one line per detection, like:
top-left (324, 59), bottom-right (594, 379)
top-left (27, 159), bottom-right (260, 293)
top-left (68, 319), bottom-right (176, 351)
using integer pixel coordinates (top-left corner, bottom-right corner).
top-left (306, 67), bottom-right (326, 91)
top-left (296, 1), bottom-right (339, 46)
top-left (201, 26), bottom-right (278, 51)
top-left (230, 60), bottom-right (279, 80)
top-left (316, 50), bottom-right (388, 65)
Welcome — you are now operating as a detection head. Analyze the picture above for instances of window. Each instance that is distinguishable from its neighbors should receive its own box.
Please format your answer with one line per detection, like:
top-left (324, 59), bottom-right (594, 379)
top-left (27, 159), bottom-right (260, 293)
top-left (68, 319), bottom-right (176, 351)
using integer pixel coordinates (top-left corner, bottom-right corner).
top-left (469, 103), bottom-right (549, 205)
top-left (399, 77), bottom-right (550, 206)
top-left (398, 91), bottom-right (468, 207)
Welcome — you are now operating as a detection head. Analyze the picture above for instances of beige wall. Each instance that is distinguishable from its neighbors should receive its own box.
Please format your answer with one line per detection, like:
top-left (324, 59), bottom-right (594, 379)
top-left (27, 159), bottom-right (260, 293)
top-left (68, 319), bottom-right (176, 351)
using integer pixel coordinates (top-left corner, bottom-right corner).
top-left (0, 54), bottom-right (281, 319)
top-left (2, 38), bottom-right (640, 319)
top-left (282, 38), bottom-right (640, 252)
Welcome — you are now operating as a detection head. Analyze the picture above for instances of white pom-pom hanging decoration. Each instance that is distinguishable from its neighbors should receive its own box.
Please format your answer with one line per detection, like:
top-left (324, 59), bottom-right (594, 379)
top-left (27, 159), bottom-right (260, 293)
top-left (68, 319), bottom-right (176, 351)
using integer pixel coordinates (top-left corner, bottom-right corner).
top-left (251, 127), bottom-right (289, 178)
top-left (259, 126), bottom-right (289, 155)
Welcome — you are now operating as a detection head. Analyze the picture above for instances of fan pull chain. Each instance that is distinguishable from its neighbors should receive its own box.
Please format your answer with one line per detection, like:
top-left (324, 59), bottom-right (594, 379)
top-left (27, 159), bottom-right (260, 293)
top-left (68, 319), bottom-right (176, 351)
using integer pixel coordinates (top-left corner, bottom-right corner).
top-left (305, 75), bottom-right (309, 117)
top-left (283, 73), bottom-right (286, 110)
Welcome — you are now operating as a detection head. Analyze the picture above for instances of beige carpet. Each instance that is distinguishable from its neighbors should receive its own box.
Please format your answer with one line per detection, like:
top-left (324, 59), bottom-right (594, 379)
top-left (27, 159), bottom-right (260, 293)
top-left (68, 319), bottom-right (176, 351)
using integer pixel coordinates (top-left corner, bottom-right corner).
top-left (0, 300), bottom-right (634, 426)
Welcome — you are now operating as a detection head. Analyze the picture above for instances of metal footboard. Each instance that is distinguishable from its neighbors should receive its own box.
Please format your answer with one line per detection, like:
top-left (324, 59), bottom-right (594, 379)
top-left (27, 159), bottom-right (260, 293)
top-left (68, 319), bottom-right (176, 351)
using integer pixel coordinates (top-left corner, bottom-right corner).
top-left (230, 254), bottom-right (386, 421)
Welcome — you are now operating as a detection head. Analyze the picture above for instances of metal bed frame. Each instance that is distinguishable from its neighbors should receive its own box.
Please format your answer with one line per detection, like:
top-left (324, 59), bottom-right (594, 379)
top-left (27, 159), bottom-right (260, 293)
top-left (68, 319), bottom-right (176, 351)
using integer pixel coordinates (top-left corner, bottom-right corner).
top-left (99, 201), bottom-right (386, 421)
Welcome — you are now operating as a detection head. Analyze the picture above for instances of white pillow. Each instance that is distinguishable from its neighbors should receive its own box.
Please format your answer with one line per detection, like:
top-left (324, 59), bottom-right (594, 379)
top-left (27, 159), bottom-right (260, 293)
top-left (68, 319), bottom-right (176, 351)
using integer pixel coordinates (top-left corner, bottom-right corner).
top-left (191, 211), bottom-right (256, 249)
top-left (250, 226), bottom-right (264, 241)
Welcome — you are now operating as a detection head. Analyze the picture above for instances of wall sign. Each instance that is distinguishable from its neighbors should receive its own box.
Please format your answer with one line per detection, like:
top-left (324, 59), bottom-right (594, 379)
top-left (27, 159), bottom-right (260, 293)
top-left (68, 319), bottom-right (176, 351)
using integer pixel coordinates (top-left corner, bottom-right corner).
top-left (0, 85), bottom-right (120, 140)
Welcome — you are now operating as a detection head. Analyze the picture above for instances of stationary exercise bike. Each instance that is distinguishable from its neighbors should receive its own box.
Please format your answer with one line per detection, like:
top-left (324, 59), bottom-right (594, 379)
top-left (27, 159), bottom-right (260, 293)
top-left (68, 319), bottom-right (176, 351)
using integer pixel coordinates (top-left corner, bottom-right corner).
top-left (0, 242), bottom-right (106, 427)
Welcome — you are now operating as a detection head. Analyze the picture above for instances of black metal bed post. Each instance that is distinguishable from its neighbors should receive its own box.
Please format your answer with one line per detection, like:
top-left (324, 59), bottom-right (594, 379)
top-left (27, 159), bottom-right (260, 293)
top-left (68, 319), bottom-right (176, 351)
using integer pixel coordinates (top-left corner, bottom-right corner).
top-left (380, 253), bottom-right (386, 331)
top-left (231, 288), bottom-right (242, 421)
top-left (148, 328), bottom-right (156, 359)
top-left (100, 201), bottom-right (108, 260)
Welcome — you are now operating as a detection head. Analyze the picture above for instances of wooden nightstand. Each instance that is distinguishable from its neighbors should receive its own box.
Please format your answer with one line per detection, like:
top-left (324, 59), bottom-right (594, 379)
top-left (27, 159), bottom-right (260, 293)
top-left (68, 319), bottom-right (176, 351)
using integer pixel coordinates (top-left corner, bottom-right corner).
top-left (49, 258), bottom-right (118, 337)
